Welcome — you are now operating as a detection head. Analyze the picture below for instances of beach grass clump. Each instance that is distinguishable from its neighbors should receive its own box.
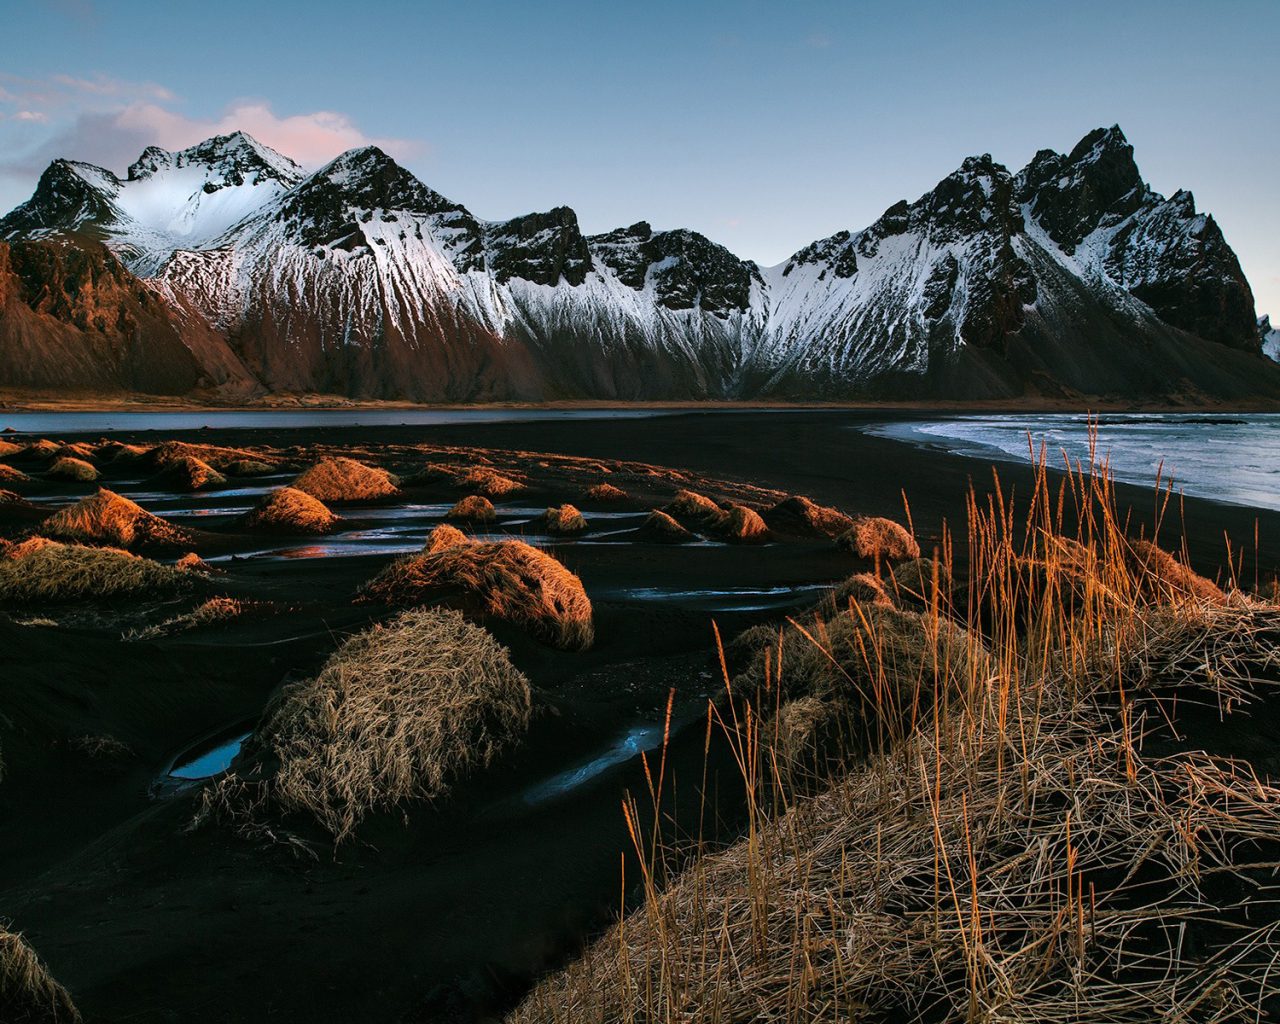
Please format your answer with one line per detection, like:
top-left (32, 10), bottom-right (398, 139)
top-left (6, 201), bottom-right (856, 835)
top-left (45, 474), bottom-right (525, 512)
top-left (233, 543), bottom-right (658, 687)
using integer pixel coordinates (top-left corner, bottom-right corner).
top-left (0, 439), bottom-right (22, 459)
top-left (361, 539), bottom-right (594, 650)
top-left (582, 482), bottom-right (628, 502)
top-left (201, 609), bottom-right (531, 843)
top-left (1127, 538), bottom-right (1227, 606)
top-left (0, 925), bottom-right (81, 1023)
top-left (446, 495), bottom-right (497, 523)
top-left (458, 467), bottom-right (524, 498)
top-left (14, 440), bottom-right (61, 464)
top-left (663, 489), bottom-right (723, 525)
top-left (887, 556), bottom-right (954, 611)
top-left (712, 504), bottom-right (769, 543)
top-left (535, 504), bottom-right (588, 536)
top-left (44, 457), bottom-right (97, 483)
top-left (837, 515), bottom-right (921, 563)
top-left (153, 455), bottom-right (226, 491)
top-left (39, 488), bottom-right (193, 549)
top-left (0, 464), bottom-right (29, 484)
top-left (92, 441), bottom-right (150, 464)
top-left (291, 457), bottom-right (399, 503)
top-left (763, 495), bottom-right (855, 539)
top-left (242, 487), bottom-right (339, 534)
top-left (424, 523), bottom-right (469, 553)
top-left (638, 510), bottom-right (695, 543)
top-left (223, 459), bottom-right (276, 477)
top-left (126, 596), bottom-right (246, 640)
top-left (0, 539), bottom-right (189, 604)
top-left (824, 570), bottom-right (893, 611)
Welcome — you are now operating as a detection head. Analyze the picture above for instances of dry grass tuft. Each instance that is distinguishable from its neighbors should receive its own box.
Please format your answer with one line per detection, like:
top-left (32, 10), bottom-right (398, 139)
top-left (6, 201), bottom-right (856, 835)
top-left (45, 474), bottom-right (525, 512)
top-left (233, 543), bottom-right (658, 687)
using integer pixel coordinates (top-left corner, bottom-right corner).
top-left (1128, 538), bottom-right (1227, 606)
top-left (582, 482), bottom-right (628, 502)
top-left (223, 459), bottom-right (276, 477)
top-left (40, 488), bottom-right (193, 549)
top-left (664, 489), bottom-right (723, 524)
top-left (0, 464), bottom-right (31, 484)
top-left (153, 455), bottom-right (226, 491)
top-left (0, 439), bottom-right (22, 459)
top-left (536, 504), bottom-right (588, 536)
top-left (45, 457), bottom-right (97, 482)
top-left (198, 609), bottom-right (531, 843)
top-left (291, 457), bottom-right (399, 503)
top-left (826, 571), bottom-right (894, 610)
top-left (0, 540), bottom-right (189, 603)
top-left (764, 495), bottom-right (855, 539)
top-left (0, 925), bottom-right (81, 1023)
top-left (93, 441), bottom-right (150, 464)
top-left (424, 523), bottom-right (469, 553)
top-left (714, 504), bottom-right (769, 544)
top-left (887, 556), bottom-right (954, 611)
top-left (447, 495), bottom-right (497, 523)
top-left (361, 539), bottom-right (594, 650)
top-left (458, 467), bottom-right (524, 498)
top-left (639, 510), bottom-right (695, 543)
top-left (0, 490), bottom-right (30, 507)
top-left (127, 596), bottom-right (245, 640)
top-left (15, 440), bottom-right (61, 464)
top-left (838, 515), bottom-right (921, 562)
top-left (242, 487), bottom-right (339, 535)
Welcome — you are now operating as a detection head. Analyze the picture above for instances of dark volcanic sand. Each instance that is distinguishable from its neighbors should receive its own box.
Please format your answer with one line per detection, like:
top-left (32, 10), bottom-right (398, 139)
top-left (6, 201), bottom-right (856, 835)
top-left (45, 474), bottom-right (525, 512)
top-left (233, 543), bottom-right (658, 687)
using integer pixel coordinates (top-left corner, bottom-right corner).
top-left (1, 409), bottom-right (1275, 1024)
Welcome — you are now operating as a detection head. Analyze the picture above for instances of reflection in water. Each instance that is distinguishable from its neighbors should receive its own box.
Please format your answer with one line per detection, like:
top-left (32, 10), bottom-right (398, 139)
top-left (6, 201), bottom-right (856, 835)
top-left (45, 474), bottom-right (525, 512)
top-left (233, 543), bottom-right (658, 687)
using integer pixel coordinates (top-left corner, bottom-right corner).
top-left (601, 583), bottom-right (830, 612)
top-left (522, 724), bottom-right (666, 805)
top-left (169, 732), bottom-right (250, 780)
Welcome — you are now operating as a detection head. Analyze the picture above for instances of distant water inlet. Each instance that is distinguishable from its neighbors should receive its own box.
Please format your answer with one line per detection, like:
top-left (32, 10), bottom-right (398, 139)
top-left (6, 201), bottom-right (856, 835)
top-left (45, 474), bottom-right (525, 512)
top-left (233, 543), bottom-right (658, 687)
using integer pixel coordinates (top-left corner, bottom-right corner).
top-left (870, 414), bottom-right (1280, 513)
top-left (522, 723), bottom-right (668, 805)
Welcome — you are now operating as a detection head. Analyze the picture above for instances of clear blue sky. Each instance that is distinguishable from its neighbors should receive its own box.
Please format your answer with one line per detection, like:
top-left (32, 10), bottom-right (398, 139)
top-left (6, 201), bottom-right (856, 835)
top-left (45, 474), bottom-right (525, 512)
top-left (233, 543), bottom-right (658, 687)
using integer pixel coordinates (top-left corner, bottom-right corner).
top-left (2, 0), bottom-right (1276, 316)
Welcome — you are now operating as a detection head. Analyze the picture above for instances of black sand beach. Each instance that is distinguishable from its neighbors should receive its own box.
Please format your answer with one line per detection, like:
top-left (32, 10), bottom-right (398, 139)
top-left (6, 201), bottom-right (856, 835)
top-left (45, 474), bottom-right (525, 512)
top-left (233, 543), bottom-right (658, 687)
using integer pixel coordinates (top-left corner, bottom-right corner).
top-left (1, 408), bottom-right (1274, 1023)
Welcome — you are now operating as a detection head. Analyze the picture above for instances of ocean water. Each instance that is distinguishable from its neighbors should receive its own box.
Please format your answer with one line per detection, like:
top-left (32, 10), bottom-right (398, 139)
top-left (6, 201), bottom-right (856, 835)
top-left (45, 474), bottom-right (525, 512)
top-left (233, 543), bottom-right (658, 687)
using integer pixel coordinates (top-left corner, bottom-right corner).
top-left (870, 414), bottom-right (1280, 512)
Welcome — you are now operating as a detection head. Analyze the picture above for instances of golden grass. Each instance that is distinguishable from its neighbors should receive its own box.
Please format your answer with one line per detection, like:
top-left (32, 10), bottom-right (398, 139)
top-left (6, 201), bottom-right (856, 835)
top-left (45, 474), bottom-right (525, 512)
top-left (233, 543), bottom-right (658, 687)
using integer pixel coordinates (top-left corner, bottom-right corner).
top-left (639, 510), bottom-right (695, 543)
top-left (582, 482), bottom-right (629, 502)
top-left (223, 459), bottom-right (276, 476)
top-left (664, 489), bottom-right (723, 523)
top-left (154, 454), bottom-right (226, 491)
top-left (174, 551), bottom-right (210, 572)
top-left (0, 464), bottom-right (30, 484)
top-left (15, 440), bottom-right (60, 463)
top-left (714, 504), bottom-right (770, 543)
top-left (127, 596), bottom-right (245, 640)
top-left (826, 570), bottom-right (893, 610)
top-left (291, 457), bottom-right (399, 503)
top-left (447, 495), bottom-right (497, 523)
top-left (764, 495), bottom-right (855, 539)
top-left (44, 457), bottom-right (97, 482)
top-left (242, 487), bottom-right (339, 534)
top-left (0, 925), bottom-right (81, 1023)
top-left (40, 488), bottom-right (193, 549)
top-left (536, 504), bottom-right (588, 536)
top-left (0, 490), bottom-right (29, 507)
top-left (510, 432), bottom-right (1280, 1024)
top-left (197, 609), bottom-right (531, 843)
top-left (361, 539), bottom-right (594, 650)
top-left (424, 523), bottom-right (469, 553)
top-left (458, 467), bottom-right (524, 498)
top-left (93, 441), bottom-right (150, 463)
top-left (837, 514), bottom-right (921, 562)
top-left (1127, 537), bottom-right (1227, 606)
top-left (0, 439), bottom-right (22, 459)
top-left (0, 539), bottom-right (189, 603)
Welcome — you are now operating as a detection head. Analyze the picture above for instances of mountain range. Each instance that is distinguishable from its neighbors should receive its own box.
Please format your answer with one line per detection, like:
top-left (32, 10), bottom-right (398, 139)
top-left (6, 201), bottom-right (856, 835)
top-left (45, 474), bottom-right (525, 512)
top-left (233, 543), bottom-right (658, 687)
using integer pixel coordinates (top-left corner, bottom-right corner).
top-left (1, 124), bottom-right (1276, 403)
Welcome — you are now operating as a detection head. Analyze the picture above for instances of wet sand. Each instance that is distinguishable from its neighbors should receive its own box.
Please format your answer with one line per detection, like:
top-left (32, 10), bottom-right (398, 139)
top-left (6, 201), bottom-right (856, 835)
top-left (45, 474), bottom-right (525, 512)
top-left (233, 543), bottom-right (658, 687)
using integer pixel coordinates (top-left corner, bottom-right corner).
top-left (0, 408), bottom-right (1273, 1023)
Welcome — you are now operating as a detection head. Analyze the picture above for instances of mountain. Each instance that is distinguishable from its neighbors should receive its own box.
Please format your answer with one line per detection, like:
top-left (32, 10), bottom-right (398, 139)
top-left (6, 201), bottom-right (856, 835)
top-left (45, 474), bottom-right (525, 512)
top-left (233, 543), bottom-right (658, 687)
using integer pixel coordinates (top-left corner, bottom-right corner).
top-left (1263, 316), bottom-right (1280, 363)
top-left (1, 125), bottom-right (1275, 403)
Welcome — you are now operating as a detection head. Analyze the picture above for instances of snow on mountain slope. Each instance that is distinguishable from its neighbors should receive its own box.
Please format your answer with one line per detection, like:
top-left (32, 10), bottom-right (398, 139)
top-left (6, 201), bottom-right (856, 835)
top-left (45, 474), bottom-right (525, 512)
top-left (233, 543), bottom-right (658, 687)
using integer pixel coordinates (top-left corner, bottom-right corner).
top-left (0, 132), bottom-right (301, 276)
top-left (0, 125), bottom-right (1273, 401)
top-left (1262, 316), bottom-right (1280, 362)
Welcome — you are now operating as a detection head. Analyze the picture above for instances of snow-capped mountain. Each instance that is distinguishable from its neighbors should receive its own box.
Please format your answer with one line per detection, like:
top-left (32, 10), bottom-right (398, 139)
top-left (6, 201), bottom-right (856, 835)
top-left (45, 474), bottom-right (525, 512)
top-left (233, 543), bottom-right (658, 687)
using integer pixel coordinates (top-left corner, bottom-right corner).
top-left (1, 125), bottom-right (1274, 402)
top-left (1262, 316), bottom-right (1280, 363)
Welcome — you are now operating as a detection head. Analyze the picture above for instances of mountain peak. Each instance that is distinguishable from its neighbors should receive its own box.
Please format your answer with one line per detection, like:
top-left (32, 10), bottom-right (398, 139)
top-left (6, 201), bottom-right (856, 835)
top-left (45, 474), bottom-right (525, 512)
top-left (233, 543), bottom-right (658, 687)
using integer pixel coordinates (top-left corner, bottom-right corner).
top-left (126, 131), bottom-right (302, 190)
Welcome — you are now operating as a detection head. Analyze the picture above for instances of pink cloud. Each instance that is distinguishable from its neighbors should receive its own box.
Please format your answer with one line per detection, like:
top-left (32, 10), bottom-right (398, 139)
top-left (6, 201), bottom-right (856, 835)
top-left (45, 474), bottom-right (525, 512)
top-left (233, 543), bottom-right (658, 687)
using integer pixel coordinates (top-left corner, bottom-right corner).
top-left (50, 73), bottom-right (174, 101)
top-left (14, 111), bottom-right (49, 123)
top-left (114, 100), bottom-right (419, 166)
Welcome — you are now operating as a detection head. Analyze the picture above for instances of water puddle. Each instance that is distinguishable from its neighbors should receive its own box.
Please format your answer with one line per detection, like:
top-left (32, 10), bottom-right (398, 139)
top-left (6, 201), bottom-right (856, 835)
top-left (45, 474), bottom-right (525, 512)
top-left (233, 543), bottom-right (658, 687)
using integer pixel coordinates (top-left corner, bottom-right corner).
top-left (521, 724), bottom-right (666, 806)
top-left (168, 730), bottom-right (251, 781)
top-left (599, 583), bottom-right (830, 611)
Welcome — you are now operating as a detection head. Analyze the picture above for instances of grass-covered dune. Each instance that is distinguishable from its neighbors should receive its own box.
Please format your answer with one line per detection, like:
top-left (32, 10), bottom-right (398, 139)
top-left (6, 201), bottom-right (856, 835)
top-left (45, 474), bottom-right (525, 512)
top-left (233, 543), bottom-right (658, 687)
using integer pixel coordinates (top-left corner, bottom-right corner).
top-left (509, 458), bottom-right (1280, 1024)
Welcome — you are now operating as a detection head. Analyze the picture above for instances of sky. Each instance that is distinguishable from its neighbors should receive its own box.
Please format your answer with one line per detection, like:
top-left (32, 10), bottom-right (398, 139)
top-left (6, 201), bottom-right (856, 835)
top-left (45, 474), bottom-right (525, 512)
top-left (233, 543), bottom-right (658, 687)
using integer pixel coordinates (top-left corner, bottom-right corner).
top-left (1, 0), bottom-right (1276, 316)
